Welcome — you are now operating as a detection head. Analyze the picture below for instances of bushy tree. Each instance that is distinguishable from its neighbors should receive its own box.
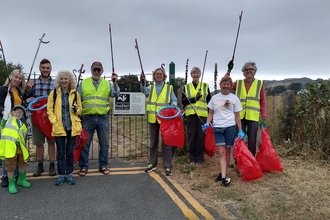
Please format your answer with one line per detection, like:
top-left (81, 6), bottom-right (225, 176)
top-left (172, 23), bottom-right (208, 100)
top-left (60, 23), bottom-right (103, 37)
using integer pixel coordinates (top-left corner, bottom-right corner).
top-left (267, 85), bottom-right (286, 96)
top-left (117, 74), bottom-right (141, 92)
top-left (288, 82), bottom-right (302, 94)
top-left (0, 58), bottom-right (24, 85)
top-left (276, 80), bottom-right (330, 159)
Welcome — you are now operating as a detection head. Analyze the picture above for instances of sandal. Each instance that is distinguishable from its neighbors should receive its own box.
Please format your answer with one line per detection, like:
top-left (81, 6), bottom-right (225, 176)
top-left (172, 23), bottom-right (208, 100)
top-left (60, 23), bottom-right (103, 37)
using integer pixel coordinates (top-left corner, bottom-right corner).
top-left (99, 167), bottom-right (110, 175)
top-left (78, 168), bottom-right (87, 177)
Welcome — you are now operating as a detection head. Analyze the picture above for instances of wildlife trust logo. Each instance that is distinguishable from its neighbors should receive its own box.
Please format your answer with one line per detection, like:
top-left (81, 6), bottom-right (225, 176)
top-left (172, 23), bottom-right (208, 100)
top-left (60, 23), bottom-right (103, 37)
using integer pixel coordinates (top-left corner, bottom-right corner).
top-left (115, 94), bottom-right (130, 110)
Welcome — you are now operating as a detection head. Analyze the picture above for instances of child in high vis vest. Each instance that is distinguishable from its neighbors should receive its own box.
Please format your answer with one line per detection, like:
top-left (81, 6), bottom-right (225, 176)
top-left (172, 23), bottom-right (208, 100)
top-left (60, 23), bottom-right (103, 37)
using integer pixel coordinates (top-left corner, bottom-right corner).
top-left (0, 84), bottom-right (31, 194)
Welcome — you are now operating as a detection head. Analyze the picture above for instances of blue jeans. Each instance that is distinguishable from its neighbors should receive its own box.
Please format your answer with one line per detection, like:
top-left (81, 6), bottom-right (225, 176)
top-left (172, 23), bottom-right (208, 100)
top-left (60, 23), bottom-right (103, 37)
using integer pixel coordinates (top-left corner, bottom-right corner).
top-left (79, 114), bottom-right (109, 170)
top-left (55, 130), bottom-right (75, 176)
top-left (2, 161), bottom-right (18, 177)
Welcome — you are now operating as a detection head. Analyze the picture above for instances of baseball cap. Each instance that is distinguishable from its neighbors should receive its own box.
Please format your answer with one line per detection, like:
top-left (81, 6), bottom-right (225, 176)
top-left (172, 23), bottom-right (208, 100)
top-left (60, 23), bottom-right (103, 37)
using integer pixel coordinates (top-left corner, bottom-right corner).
top-left (91, 61), bottom-right (103, 70)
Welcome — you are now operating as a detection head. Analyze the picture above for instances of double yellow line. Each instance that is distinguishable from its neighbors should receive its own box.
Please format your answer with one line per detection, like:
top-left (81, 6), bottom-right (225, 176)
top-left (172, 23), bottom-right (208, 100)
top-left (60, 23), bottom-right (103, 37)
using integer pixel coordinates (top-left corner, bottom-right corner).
top-left (26, 167), bottom-right (215, 219)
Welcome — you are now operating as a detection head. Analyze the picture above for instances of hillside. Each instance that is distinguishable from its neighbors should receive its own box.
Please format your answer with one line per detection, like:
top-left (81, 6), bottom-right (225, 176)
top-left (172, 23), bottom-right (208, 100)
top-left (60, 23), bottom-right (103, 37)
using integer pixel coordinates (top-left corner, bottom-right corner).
top-left (263, 77), bottom-right (326, 89)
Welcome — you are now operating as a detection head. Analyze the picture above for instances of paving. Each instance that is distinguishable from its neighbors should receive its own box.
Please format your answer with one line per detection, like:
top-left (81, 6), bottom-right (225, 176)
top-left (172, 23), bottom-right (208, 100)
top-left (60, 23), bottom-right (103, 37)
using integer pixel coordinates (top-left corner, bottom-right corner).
top-left (0, 159), bottom-right (223, 220)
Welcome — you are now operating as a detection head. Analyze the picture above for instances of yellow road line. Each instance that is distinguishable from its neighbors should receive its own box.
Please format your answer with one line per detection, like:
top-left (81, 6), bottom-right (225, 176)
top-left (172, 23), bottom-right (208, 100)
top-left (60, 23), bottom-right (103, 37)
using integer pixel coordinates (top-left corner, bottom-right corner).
top-left (149, 172), bottom-right (200, 220)
top-left (167, 177), bottom-right (215, 220)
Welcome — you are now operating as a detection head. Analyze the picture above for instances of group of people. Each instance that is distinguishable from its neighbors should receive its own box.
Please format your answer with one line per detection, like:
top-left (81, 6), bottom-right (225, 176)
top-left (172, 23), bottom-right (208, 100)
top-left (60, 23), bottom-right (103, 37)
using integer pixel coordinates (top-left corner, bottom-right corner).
top-left (0, 59), bottom-right (120, 194)
top-left (141, 61), bottom-right (266, 187)
top-left (0, 58), bottom-right (266, 194)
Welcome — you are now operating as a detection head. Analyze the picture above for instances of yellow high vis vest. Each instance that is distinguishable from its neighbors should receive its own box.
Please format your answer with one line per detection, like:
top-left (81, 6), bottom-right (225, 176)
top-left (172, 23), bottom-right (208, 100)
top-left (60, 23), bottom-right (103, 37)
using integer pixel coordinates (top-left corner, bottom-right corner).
top-left (146, 83), bottom-right (172, 123)
top-left (0, 115), bottom-right (29, 161)
top-left (184, 83), bottom-right (208, 117)
top-left (235, 79), bottom-right (263, 122)
top-left (81, 78), bottom-right (110, 115)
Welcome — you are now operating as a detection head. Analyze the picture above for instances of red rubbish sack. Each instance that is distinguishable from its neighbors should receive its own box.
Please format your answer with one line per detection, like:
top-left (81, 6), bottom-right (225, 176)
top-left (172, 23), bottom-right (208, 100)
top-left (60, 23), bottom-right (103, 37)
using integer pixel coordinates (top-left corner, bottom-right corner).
top-left (204, 126), bottom-right (216, 158)
top-left (156, 107), bottom-right (184, 148)
top-left (73, 128), bottom-right (88, 163)
top-left (256, 128), bottom-right (284, 172)
top-left (29, 97), bottom-right (54, 140)
top-left (233, 137), bottom-right (263, 181)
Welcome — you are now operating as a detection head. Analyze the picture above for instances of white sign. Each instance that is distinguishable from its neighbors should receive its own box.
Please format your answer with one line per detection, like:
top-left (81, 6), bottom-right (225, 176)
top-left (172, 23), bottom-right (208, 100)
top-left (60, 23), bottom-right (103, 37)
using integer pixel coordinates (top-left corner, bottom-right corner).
top-left (113, 92), bottom-right (145, 116)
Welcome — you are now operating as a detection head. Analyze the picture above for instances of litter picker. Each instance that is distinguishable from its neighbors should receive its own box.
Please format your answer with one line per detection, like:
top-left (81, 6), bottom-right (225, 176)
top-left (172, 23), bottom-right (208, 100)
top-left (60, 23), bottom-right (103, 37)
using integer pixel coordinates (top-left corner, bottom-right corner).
top-left (27, 33), bottom-right (50, 81)
top-left (109, 23), bottom-right (115, 82)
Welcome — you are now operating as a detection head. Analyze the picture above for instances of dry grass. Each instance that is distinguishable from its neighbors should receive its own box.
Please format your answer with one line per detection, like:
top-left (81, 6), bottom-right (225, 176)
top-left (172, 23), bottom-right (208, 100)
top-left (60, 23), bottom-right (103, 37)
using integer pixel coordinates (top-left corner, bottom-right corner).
top-left (134, 148), bottom-right (330, 220)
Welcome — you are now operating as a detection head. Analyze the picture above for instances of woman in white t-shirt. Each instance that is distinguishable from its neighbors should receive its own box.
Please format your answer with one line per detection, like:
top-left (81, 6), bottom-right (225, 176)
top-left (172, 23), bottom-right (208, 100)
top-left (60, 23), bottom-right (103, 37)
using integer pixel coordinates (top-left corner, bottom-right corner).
top-left (205, 76), bottom-right (244, 186)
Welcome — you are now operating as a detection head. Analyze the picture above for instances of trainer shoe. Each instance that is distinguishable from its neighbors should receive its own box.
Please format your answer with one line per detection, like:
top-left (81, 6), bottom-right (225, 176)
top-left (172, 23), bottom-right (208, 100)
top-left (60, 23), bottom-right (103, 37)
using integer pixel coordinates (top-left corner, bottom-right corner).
top-left (33, 163), bottom-right (44, 177)
top-left (215, 173), bottom-right (222, 182)
top-left (55, 176), bottom-right (65, 186)
top-left (165, 168), bottom-right (172, 176)
top-left (145, 164), bottom-right (157, 173)
top-left (222, 177), bottom-right (231, 187)
top-left (67, 175), bottom-right (76, 185)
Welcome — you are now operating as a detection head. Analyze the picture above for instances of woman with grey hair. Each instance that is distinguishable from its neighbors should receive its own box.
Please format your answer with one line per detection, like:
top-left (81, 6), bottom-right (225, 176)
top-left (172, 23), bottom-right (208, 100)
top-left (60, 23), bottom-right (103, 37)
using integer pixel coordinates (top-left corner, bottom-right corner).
top-left (140, 67), bottom-right (177, 176)
top-left (0, 69), bottom-right (26, 187)
top-left (47, 70), bottom-right (82, 186)
top-left (181, 67), bottom-right (211, 166)
top-left (232, 61), bottom-right (267, 158)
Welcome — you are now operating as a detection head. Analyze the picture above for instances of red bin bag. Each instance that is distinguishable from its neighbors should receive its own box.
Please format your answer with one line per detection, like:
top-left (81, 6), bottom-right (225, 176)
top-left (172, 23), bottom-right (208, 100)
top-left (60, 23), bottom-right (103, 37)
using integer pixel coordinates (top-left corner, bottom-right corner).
top-left (156, 107), bottom-right (184, 148)
top-left (204, 126), bottom-right (216, 158)
top-left (256, 128), bottom-right (284, 172)
top-left (233, 137), bottom-right (263, 181)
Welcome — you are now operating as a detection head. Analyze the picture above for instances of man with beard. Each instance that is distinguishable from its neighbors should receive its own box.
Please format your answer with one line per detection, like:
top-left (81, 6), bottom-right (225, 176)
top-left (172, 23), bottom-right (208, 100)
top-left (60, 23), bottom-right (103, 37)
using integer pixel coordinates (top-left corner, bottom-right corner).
top-left (24, 59), bottom-right (56, 177)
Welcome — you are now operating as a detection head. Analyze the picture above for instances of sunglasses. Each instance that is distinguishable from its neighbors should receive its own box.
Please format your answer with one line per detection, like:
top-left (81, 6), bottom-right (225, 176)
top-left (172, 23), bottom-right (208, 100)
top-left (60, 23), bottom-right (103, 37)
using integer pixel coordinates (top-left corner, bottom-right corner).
top-left (93, 68), bottom-right (102, 72)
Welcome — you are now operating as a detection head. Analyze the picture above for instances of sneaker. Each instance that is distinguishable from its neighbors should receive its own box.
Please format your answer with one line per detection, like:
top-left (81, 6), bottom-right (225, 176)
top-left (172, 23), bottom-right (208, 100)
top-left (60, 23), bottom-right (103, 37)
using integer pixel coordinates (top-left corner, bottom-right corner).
top-left (55, 176), bottom-right (65, 186)
top-left (165, 168), bottom-right (172, 176)
top-left (145, 164), bottom-right (157, 173)
top-left (222, 177), bottom-right (231, 187)
top-left (33, 163), bottom-right (44, 177)
top-left (195, 163), bottom-right (202, 167)
top-left (1, 176), bottom-right (8, 187)
top-left (49, 163), bottom-right (57, 176)
top-left (67, 175), bottom-right (76, 185)
top-left (189, 162), bottom-right (195, 166)
top-left (215, 173), bottom-right (222, 182)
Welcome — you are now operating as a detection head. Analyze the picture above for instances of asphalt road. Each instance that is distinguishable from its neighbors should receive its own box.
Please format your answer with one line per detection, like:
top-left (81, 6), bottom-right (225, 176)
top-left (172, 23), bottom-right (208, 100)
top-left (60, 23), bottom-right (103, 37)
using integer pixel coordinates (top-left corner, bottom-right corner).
top-left (0, 159), bottom-right (223, 220)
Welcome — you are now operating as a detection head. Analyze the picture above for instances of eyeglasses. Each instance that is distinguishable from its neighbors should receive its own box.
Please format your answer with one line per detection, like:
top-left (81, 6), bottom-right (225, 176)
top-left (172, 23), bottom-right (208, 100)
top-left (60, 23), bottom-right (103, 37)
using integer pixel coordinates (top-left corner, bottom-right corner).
top-left (244, 68), bottom-right (255, 71)
top-left (93, 68), bottom-right (102, 72)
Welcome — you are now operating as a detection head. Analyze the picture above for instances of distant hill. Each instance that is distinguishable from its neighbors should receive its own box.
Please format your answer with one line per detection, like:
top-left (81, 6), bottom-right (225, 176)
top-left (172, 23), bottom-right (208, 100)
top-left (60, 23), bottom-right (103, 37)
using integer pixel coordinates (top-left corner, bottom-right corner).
top-left (263, 77), bottom-right (327, 89)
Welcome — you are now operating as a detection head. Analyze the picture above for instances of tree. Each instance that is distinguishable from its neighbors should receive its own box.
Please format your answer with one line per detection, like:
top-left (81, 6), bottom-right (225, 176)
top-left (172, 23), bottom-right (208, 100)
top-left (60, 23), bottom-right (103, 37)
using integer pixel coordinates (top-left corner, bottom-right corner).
top-left (288, 82), bottom-right (302, 94)
top-left (0, 58), bottom-right (24, 85)
top-left (173, 77), bottom-right (185, 96)
top-left (117, 74), bottom-right (141, 92)
top-left (268, 85), bottom-right (286, 96)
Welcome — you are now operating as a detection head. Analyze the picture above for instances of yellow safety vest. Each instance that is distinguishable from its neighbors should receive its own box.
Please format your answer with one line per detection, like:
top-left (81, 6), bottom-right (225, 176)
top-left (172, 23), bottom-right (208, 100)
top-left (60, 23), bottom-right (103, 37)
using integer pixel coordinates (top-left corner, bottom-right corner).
top-left (184, 83), bottom-right (208, 117)
top-left (0, 115), bottom-right (29, 161)
top-left (235, 79), bottom-right (263, 122)
top-left (146, 83), bottom-right (173, 123)
top-left (81, 78), bottom-right (110, 115)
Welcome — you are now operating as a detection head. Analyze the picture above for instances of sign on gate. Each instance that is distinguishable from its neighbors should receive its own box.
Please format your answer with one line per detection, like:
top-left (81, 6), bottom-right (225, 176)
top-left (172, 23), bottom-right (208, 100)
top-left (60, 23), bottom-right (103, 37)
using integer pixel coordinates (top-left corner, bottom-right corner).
top-left (26, 109), bottom-right (32, 136)
top-left (113, 92), bottom-right (145, 116)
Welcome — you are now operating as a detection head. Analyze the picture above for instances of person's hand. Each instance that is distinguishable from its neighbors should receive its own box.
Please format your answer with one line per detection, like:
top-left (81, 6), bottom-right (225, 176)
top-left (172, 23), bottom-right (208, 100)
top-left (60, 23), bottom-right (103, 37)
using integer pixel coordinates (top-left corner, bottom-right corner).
top-left (140, 72), bottom-right (145, 81)
top-left (202, 123), bottom-right (211, 133)
top-left (195, 92), bottom-right (202, 101)
top-left (112, 72), bottom-right (118, 83)
top-left (238, 129), bottom-right (245, 141)
top-left (227, 60), bottom-right (234, 72)
top-left (26, 80), bottom-right (34, 91)
top-left (260, 118), bottom-right (266, 128)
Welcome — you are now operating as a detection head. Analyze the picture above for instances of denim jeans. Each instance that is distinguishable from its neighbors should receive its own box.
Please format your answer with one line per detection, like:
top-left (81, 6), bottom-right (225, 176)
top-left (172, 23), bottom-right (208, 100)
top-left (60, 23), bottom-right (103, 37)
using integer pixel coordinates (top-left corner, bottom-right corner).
top-left (79, 114), bottom-right (109, 170)
top-left (2, 161), bottom-right (19, 177)
top-left (55, 130), bottom-right (75, 175)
